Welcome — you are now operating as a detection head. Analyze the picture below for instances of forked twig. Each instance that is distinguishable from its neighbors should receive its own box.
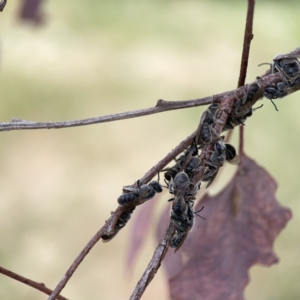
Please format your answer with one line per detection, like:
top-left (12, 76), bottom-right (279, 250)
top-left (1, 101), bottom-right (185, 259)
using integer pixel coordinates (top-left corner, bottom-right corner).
top-left (0, 70), bottom-right (296, 133)
top-left (47, 132), bottom-right (196, 300)
top-left (0, 97), bottom-right (213, 132)
top-left (128, 1), bottom-right (256, 299)
top-left (48, 70), bottom-right (297, 300)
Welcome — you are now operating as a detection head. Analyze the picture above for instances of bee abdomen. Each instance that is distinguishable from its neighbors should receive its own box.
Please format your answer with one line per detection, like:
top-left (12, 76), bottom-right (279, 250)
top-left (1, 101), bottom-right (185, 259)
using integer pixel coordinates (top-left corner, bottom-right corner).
top-left (117, 192), bottom-right (139, 205)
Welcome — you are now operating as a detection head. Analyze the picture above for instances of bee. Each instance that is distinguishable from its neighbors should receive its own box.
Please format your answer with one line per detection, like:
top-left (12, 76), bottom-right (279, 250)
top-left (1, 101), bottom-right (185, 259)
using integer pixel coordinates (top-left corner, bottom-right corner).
top-left (271, 53), bottom-right (300, 85)
top-left (166, 171), bottom-right (201, 213)
top-left (234, 83), bottom-right (261, 115)
top-left (117, 176), bottom-right (162, 206)
top-left (196, 102), bottom-right (220, 147)
top-left (170, 204), bottom-right (194, 250)
top-left (185, 156), bottom-right (202, 178)
top-left (102, 207), bottom-right (135, 242)
top-left (167, 171), bottom-right (192, 198)
top-left (223, 83), bottom-right (262, 131)
top-left (202, 140), bottom-right (238, 187)
top-left (170, 205), bottom-right (205, 251)
top-left (264, 76), bottom-right (300, 112)
top-left (163, 141), bottom-right (198, 183)
top-left (260, 50), bottom-right (300, 107)
top-left (263, 81), bottom-right (287, 111)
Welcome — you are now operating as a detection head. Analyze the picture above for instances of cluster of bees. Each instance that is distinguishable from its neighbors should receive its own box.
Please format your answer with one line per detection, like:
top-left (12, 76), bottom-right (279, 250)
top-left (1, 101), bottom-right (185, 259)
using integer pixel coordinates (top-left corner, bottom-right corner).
top-left (113, 50), bottom-right (300, 250)
top-left (263, 51), bottom-right (300, 102)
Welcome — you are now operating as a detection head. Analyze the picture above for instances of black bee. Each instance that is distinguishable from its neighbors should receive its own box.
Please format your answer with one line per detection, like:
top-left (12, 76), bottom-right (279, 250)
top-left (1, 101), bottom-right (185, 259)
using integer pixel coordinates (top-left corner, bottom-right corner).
top-left (264, 74), bottom-right (300, 110)
top-left (223, 83), bottom-right (262, 131)
top-left (234, 83), bottom-right (261, 115)
top-left (203, 140), bottom-right (238, 187)
top-left (170, 204), bottom-right (205, 251)
top-left (102, 207), bottom-right (135, 242)
top-left (271, 53), bottom-right (300, 85)
top-left (118, 177), bottom-right (162, 206)
top-left (260, 51), bottom-right (300, 108)
top-left (163, 141), bottom-right (198, 183)
top-left (170, 203), bottom-right (194, 250)
top-left (264, 81), bottom-right (287, 100)
top-left (196, 102), bottom-right (220, 147)
top-left (168, 171), bottom-right (191, 199)
top-left (185, 156), bottom-right (201, 178)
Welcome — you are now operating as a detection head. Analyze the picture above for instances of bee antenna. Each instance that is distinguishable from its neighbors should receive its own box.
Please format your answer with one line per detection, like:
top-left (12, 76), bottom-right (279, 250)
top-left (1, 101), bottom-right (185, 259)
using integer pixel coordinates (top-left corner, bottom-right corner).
top-left (194, 206), bottom-right (206, 220)
top-left (258, 62), bottom-right (271, 67)
top-left (270, 99), bottom-right (279, 111)
top-left (253, 104), bottom-right (264, 111)
top-left (194, 206), bottom-right (204, 213)
top-left (163, 178), bottom-right (169, 188)
top-left (195, 212), bottom-right (206, 220)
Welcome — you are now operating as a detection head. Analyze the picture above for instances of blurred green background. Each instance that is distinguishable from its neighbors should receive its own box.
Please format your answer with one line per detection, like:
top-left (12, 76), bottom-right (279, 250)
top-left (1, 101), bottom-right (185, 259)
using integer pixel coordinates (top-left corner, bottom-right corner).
top-left (0, 1), bottom-right (300, 299)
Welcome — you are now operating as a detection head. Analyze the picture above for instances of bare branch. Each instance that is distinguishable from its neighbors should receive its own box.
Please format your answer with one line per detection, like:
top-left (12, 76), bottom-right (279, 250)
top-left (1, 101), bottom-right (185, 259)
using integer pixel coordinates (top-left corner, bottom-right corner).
top-left (129, 222), bottom-right (176, 300)
top-left (0, 265), bottom-right (69, 300)
top-left (47, 132), bottom-right (196, 300)
top-left (237, 0), bottom-right (255, 154)
top-left (32, 48), bottom-right (300, 300)
top-left (238, 0), bottom-right (255, 88)
top-left (0, 68), bottom-right (297, 133)
top-left (0, 97), bottom-right (213, 132)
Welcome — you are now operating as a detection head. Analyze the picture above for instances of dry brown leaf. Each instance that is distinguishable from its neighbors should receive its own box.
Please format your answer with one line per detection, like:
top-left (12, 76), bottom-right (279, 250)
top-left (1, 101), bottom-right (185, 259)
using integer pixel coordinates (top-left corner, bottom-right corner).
top-left (166, 154), bottom-right (292, 300)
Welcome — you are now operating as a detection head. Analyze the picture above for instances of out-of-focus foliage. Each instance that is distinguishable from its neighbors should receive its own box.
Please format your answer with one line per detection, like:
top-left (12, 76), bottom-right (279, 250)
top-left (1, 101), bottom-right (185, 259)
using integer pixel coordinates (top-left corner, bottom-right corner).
top-left (0, 1), bottom-right (300, 300)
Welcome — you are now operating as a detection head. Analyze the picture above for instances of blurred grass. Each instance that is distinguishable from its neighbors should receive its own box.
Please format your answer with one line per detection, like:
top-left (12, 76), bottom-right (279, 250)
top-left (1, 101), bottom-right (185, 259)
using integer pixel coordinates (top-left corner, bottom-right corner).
top-left (0, 1), bottom-right (300, 299)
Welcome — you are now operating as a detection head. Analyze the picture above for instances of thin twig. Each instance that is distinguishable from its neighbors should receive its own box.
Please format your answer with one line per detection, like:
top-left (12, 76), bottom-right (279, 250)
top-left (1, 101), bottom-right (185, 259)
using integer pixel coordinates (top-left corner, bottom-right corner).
top-left (129, 3), bottom-right (257, 298)
top-left (47, 132), bottom-right (196, 300)
top-left (129, 222), bottom-right (176, 300)
top-left (238, 0), bottom-right (255, 88)
top-left (0, 69), bottom-right (296, 133)
top-left (237, 0), bottom-right (255, 154)
top-left (127, 87), bottom-right (245, 300)
top-left (0, 266), bottom-right (69, 300)
top-left (46, 48), bottom-right (299, 300)
top-left (0, 97), bottom-right (213, 132)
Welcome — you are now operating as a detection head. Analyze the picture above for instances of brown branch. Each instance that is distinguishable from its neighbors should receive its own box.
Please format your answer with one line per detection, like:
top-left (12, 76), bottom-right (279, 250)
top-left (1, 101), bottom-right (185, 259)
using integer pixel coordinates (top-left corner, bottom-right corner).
top-left (46, 48), bottom-right (300, 300)
top-left (238, 0), bottom-right (255, 88)
top-left (0, 265), bottom-right (68, 300)
top-left (47, 132), bottom-right (196, 300)
top-left (123, 62), bottom-right (298, 300)
top-left (237, 0), bottom-right (255, 154)
top-left (0, 66), bottom-right (297, 133)
top-left (0, 96), bottom-right (213, 132)
top-left (129, 222), bottom-right (176, 300)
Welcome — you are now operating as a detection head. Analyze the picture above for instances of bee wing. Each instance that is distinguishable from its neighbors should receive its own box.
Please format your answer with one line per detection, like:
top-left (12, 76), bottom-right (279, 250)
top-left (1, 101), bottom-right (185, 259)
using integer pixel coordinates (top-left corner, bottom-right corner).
top-left (227, 154), bottom-right (240, 165)
top-left (128, 186), bottom-right (150, 206)
top-left (174, 229), bottom-right (191, 253)
top-left (196, 111), bottom-right (208, 144)
top-left (172, 195), bottom-right (187, 211)
top-left (205, 166), bottom-right (220, 188)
